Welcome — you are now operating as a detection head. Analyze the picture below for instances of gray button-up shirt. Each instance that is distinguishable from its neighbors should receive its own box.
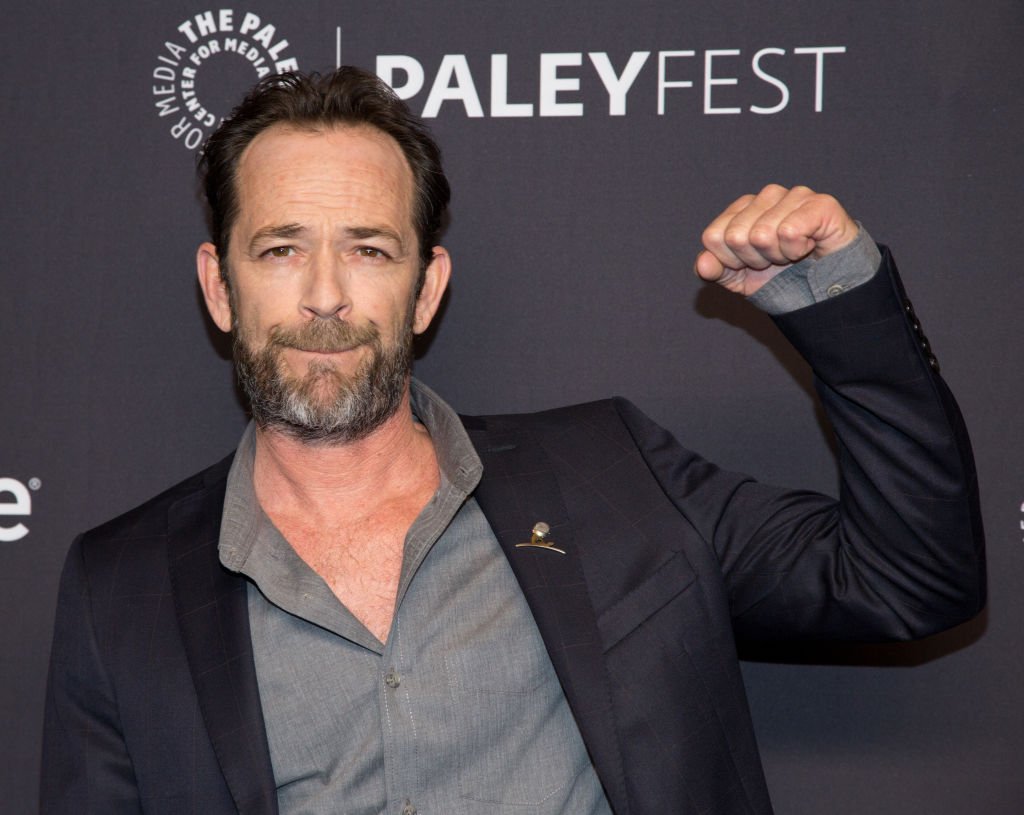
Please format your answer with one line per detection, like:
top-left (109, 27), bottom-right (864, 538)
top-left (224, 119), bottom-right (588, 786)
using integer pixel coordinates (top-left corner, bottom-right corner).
top-left (748, 225), bottom-right (879, 314)
top-left (219, 382), bottom-right (612, 815)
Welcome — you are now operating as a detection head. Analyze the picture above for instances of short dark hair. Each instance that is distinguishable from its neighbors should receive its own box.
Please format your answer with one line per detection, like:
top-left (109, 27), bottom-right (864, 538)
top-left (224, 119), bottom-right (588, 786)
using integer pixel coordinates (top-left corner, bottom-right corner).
top-left (198, 66), bottom-right (450, 274)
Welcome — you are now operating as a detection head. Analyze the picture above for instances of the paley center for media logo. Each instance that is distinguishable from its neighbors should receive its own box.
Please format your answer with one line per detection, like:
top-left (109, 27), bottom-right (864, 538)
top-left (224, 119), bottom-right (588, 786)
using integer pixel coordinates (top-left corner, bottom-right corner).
top-left (151, 8), bottom-right (849, 152)
top-left (151, 9), bottom-right (298, 151)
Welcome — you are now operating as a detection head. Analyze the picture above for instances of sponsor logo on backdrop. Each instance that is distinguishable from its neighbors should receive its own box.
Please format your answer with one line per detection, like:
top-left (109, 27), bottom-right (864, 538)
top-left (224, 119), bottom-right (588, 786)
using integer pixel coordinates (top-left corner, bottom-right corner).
top-left (151, 10), bottom-right (298, 151)
top-left (151, 10), bottom-right (847, 149)
top-left (0, 477), bottom-right (39, 543)
top-left (374, 46), bottom-right (846, 119)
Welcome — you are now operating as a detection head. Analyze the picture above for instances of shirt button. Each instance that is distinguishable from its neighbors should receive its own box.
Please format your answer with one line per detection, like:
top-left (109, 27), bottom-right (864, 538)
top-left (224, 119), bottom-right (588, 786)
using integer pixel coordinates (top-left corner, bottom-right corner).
top-left (401, 800), bottom-right (417, 815)
top-left (384, 670), bottom-right (401, 689)
top-left (826, 283), bottom-right (845, 298)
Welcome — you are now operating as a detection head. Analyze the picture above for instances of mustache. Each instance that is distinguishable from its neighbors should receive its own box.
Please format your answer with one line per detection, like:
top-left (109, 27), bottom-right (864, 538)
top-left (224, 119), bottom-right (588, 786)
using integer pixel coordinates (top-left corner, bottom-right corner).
top-left (268, 319), bottom-right (380, 353)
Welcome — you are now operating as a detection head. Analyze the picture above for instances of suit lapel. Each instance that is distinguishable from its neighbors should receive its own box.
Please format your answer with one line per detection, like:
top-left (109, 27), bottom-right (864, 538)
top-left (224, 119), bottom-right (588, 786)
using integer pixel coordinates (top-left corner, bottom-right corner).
top-left (466, 420), bottom-right (631, 815)
top-left (161, 426), bottom-right (631, 813)
top-left (166, 463), bottom-right (278, 815)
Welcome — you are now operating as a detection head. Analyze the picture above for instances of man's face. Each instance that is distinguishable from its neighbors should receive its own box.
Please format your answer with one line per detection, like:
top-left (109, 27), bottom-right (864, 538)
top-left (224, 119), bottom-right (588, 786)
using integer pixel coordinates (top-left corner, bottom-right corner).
top-left (196, 123), bottom-right (449, 444)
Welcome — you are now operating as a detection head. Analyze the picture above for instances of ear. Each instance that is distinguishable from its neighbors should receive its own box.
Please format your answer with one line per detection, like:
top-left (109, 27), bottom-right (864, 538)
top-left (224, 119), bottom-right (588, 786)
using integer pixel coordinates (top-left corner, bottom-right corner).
top-left (196, 242), bottom-right (232, 333)
top-left (412, 246), bottom-right (452, 335)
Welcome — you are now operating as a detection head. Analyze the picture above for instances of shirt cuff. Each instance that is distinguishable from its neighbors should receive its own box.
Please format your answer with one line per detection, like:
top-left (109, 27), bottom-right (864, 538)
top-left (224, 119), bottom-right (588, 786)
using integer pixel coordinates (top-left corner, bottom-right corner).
top-left (746, 224), bottom-right (882, 315)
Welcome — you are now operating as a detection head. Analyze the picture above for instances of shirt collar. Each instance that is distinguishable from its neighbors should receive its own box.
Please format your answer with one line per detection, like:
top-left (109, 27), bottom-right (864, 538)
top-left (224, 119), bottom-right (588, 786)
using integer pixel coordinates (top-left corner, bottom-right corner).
top-left (218, 378), bottom-right (482, 572)
top-left (409, 378), bottom-right (482, 495)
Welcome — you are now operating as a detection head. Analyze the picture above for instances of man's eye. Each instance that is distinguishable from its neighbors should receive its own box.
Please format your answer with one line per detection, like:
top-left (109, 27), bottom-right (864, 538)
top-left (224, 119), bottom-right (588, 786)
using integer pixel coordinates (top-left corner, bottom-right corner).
top-left (357, 247), bottom-right (387, 259)
top-left (265, 246), bottom-right (294, 258)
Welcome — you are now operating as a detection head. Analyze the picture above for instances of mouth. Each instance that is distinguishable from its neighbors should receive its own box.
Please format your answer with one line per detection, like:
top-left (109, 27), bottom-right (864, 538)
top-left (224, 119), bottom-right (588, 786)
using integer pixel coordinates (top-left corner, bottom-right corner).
top-left (288, 345), bottom-right (358, 354)
top-left (276, 339), bottom-right (364, 354)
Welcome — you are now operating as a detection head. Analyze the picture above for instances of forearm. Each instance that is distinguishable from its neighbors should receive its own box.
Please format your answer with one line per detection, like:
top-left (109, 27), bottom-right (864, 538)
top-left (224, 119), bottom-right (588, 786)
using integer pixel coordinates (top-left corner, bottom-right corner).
top-left (727, 250), bottom-right (984, 640)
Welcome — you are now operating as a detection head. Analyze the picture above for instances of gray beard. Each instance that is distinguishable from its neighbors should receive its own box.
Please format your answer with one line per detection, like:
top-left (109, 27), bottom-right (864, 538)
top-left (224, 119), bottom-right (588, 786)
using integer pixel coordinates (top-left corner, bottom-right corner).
top-left (233, 315), bottom-right (413, 446)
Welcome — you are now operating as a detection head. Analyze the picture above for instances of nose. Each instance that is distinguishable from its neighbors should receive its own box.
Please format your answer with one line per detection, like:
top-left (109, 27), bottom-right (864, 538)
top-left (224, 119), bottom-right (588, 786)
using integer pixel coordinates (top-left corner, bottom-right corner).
top-left (300, 251), bottom-right (350, 320)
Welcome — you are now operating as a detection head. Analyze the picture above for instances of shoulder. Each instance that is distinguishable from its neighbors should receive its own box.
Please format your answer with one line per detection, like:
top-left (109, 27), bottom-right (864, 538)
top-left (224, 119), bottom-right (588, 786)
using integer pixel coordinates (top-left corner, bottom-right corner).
top-left (73, 453), bottom-right (234, 564)
top-left (460, 397), bottom-right (662, 471)
top-left (460, 396), bottom-right (643, 434)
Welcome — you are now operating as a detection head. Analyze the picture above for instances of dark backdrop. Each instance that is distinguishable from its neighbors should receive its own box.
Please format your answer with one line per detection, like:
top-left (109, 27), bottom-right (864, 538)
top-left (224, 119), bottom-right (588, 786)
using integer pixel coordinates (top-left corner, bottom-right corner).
top-left (3, 2), bottom-right (1021, 812)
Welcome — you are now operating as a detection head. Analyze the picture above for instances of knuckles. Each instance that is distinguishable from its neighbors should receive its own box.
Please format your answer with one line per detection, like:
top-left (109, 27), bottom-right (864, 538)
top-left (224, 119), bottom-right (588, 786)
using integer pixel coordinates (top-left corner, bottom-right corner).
top-left (775, 221), bottom-right (803, 241)
top-left (757, 182), bottom-right (790, 200)
top-left (747, 225), bottom-right (777, 252)
top-left (701, 185), bottom-right (848, 264)
top-left (723, 226), bottom-right (752, 250)
top-left (701, 225), bottom-right (726, 250)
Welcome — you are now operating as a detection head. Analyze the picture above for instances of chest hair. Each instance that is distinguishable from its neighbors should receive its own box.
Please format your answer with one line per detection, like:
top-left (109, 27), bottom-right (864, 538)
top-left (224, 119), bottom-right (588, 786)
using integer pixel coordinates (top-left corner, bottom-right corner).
top-left (268, 484), bottom-right (436, 643)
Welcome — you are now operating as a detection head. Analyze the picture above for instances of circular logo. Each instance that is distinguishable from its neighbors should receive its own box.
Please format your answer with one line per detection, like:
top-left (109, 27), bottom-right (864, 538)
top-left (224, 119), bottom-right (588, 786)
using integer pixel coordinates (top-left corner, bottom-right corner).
top-left (151, 9), bottom-right (299, 151)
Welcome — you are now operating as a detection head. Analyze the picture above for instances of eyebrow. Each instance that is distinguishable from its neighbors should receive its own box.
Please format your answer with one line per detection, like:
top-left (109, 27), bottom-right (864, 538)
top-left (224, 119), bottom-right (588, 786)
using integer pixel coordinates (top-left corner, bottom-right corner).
top-left (247, 223), bottom-right (305, 253)
top-left (246, 224), bottom-right (406, 255)
top-left (345, 226), bottom-right (406, 254)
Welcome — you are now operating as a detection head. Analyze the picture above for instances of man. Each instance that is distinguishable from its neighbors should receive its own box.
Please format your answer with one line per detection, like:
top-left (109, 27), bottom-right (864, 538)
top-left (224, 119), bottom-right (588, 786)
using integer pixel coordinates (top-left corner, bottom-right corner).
top-left (41, 67), bottom-right (984, 815)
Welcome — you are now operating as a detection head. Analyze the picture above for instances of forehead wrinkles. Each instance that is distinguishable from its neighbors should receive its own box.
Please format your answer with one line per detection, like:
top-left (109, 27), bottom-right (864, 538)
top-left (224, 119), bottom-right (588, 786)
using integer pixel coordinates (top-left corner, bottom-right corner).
top-left (234, 124), bottom-right (416, 239)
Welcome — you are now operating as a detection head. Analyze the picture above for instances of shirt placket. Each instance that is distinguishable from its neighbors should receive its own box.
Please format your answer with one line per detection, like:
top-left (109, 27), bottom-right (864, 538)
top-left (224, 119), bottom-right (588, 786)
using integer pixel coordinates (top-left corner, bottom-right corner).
top-left (380, 589), bottom-right (422, 815)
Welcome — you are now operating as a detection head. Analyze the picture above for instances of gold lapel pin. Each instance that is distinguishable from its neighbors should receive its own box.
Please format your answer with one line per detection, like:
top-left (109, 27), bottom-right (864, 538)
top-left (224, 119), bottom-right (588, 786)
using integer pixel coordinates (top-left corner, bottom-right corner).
top-left (515, 522), bottom-right (566, 555)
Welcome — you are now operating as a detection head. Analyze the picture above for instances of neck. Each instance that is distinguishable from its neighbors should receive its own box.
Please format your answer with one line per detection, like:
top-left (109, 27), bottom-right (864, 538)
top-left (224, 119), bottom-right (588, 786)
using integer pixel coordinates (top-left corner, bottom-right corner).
top-left (252, 387), bottom-right (437, 515)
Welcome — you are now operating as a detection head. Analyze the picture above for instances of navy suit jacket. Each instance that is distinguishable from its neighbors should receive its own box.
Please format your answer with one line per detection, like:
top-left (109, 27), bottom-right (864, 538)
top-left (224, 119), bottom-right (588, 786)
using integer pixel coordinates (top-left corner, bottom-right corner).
top-left (41, 252), bottom-right (985, 814)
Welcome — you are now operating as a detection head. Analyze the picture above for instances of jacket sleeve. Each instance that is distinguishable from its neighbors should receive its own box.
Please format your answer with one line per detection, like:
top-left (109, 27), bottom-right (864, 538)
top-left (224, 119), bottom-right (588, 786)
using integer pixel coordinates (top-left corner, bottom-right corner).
top-left (40, 535), bottom-right (143, 814)
top-left (617, 248), bottom-right (985, 642)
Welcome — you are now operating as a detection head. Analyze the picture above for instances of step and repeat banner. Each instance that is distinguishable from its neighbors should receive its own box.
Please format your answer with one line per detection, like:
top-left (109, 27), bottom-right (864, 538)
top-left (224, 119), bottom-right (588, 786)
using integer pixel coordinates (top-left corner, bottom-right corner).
top-left (3, 2), bottom-right (1022, 812)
